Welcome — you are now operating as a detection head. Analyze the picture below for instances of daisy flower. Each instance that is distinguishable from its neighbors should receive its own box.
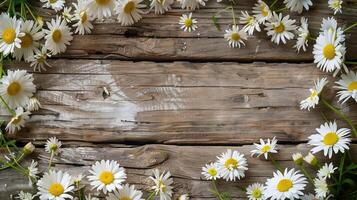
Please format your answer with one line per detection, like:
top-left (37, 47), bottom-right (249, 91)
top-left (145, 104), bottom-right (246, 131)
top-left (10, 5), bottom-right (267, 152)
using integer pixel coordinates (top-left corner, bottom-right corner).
top-left (14, 20), bottom-right (43, 62)
top-left (179, 13), bottom-right (198, 32)
top-left (335, 71), bottom-right (357, 103)
top-left (314, 177), bottom-right (329, 198)
top-left (328, 0), bottom-right (343, 14)
top-left (251, 137), bottom-right (278, 159)
top-left (0, 14), bottom-right (23, 56)
top-left (73, 0), bottom-right (94, 35)
top-left (40, 0), bottom-right (65, 11)
top-left (317, 163), bottom-right (336, 179)
top-left (6, 107), bottom-right (30, 134)
top-left (300, 78), bottom-right (328, 111)
top-left (224, 25), bottom-right (247, 48)
top-left (252, 0), bottom-right (272, 24)
top-left (37, 170), bottom-right (74, 200)
top-left (178, 0), bottom-right (207, 10)
top-left (284, 0), bottom-right (312, 14)
top-left (0, 69), bottom-right (36, 109)
top-left (106, 184), bottom-right (144, 200)
top-left (27, 97), bottom-right (42, 111)
top-left (216, 149), bottom-right (248, 181)
top-left (17, 191), bottom-right (35, 200)
top-left (115, 0), bottom-right (145, 26)
top-left (264, 168), bottom-right (307, 200)
top-left (150, 169), bottom-right (173, 200)
top-left (303, 152), bottom-right (319, 167)
top-left (88, 160), bottom-right (127, 194)
top-left (246, 183), bottom-right (265, 200)
top-left (313, 30), bottom-right (345, 72)
top-left (28, 160), bottom-right (39, 185)
top-left (201, 163), bottom-right (220, 180)
top-left (23, 142), bottom-right (35, 155)
top-left (44, 16), bottom-right (73, 55)
top-left (239, 11), bottom-right (261, 35)
top-left (178, 194), bottom-right (189, 200)
top-left (292, 152), bottom-right (303, 165)
top-left (294, 17), bottom-right (309, 52)
top-left (150, 0), bottom-right (174, 14)
top-left (308, 121), bottom-right (351, 158)
top-left (62, 7), bottom-right (74, 23)
top-left (88, 0), bottom-right (115, 19)
top-left (30, 46), bottom-right (53, 72)
top-left (45, 137), bottom-right (62, 155)
top-left (265, 12), bottom-right (296, 45)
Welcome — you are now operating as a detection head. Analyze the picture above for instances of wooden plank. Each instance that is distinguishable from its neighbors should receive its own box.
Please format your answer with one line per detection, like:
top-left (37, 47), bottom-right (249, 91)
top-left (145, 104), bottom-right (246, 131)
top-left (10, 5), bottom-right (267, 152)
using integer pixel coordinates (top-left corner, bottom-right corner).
top-left (6, 60), bottom-right (357, 145)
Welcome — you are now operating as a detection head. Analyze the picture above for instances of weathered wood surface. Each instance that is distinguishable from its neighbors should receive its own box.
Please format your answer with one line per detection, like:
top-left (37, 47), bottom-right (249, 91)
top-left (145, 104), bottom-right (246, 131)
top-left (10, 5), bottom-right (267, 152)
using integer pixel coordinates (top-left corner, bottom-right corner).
top-left (2, 144), bottom-right (357, 199)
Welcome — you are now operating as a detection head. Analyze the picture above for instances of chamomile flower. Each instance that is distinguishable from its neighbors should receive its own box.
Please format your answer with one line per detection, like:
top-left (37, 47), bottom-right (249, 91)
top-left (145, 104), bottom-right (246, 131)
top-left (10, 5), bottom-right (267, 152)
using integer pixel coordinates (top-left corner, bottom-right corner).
top-left (0, 69), bottom-right (36, 109)
top-left (150, 0), bottom-right (174, 14)
top-left (265, 12), bottom-right (296, 45)
top-left (314, 177), bottom-right (329, 198)
top-left (317, 163), bottom-right (336, 179)
top-left (73, 0), bottom-right (94, 35)
top-left (303, 152), bottom-right (319, 167)
top-left (44, 16), bottom-right (73, 55)
top-left (0, 14), bottom-right (23, 56)
top-left (246, 183), bottom-right (265, 200)
top-left (5, 107), bottom-right (30, 134)
top-left (178, 0), bottom-right (207, 10)
top-left (45, 137), bottom-right (62, 155)
top-left (294, 17), bottom-right (309, 52)
top-left (264, 168), bottom-right (307, 200)
top-left (40, 0), bottom-right (65, 11)
top-left (106, 184), bottom-right (144, 200)
top-left (224, 25), bottom-right (247, 48)
top-left (150, 169), bottom-right (173, 200)
top-left (17, 191), bottom-right (35, 200)
top-left (88, 160), bottom-right (127, 194)
top-left (284, 0), bottom-right (312, 14)
top-left (335, 71), bottom-right (357, 103)
top-left (27, 97), bottom-right (42, 111)
top-left (179, 13), bottom-right (198, 32)
top-left (328, 0), bottom-right (343, 14)
top-left (300, 78), bottom-right (328, 111)
top-left (88, 0), bottom-right (115, 19)
top-left (240, 11), bottom-right (261, 35)
top-left (201, 163), bottom-right (220, 180)
top-left (28, 160), bottom-right (39, 185)
top-left (30, 47), bottom-right (53, 72)
top-left (14, 20), bottom-right (43, 62)
top-left (251, 137), bottom-right (278, 159)
top-left (313, 30), bottom-right (345, 72)
top-left (308, 121), bottom-right (351, 158)
top-left (37, 170), bottom-right (74, 200)
top-left (216, 149), bottom-right (248, 181)
top-left (252, 0), bottom-right (272, 24)
top-left (115, 0), bottom-right (145, 26)
top-left (62, 7), bottom-right (74, 23)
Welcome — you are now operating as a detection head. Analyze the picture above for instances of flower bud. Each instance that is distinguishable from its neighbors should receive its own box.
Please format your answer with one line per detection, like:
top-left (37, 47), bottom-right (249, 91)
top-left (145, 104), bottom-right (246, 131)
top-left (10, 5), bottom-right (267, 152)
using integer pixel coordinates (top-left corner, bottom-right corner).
top-left (178, 194), bottom-right (189, 200)
top-left (292, 152), bottom-right (303, 165)
top-left (304, 152), bottom-right (318, 167)
top-left (23, 142), bottom-right (35, 155)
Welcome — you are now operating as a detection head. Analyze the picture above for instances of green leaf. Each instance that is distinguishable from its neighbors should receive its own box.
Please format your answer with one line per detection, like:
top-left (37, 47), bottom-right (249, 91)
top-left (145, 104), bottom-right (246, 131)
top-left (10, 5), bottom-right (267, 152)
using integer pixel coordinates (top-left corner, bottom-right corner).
top-left (212, 16), bottom-right (221, 31)
top-left (342, 178), bottom-right (356, 188)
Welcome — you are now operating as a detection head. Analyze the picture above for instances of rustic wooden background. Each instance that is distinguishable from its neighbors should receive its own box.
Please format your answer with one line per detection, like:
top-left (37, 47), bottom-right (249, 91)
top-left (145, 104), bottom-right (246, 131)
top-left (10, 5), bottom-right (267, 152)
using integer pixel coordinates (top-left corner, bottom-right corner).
top-left (1, 0), bottom-right (357, 199)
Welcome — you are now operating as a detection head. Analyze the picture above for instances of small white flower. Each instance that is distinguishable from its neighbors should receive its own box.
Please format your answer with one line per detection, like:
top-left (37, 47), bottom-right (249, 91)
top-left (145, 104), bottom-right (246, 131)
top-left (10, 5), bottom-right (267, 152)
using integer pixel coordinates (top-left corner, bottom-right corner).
top-left (30, 46), bottom-right (53, 72)
top-left (240, 11), bottom-right (261, 35)
top-left (40, 0), bottom-right (65, 11)
top-left (224, 25), bottom-right (247, 48)
top-left (178, 0), bottom-right (207, 10)
top-left (45, 137), bottom-right (62, 155)
top-left (314, 177), bottom-right (329, 198)
top-left (246, 183), bottom-right (265, 200)
top-left (27, 97), bottom-right (41, 111)
top-left (6, 107), bottom-right (30, 134)
top-left (0, 13), bottom-right (23, 56)
top-left (43, 16), bottom-right (73, 55)
top-left (284, 0), bottom-right (312, 14)
top-left (216, 149), bottom-right (248, 181)
top-left (73, 0), bottom-right (94, 35)
top-left (106, 184), bottom-right (144, 200)
top-left (317, 163), bottom-right (337, 179)
top-left (37, 171), bottom-right (74, 200)
top-left (294, 17), bottom-right (309, 52)
top-left (300, 78), bottom-right (328, 111)
top-left (88, 160), bottom-right (127, 194)
top-left (62, 7), bottom-right (74, 23)
top-left (252, 0), bottom-right (272, 24)
top-left (265, 12), bottom-right (296, 45)
top-left (17, 191), bottom-right (35, 200)
top-left (303, 152), bottom-right (318, 167)
top-left (335, 71), bottom-right (357, 104)
top-left (292, 152), bottom-right (303, 165)
top-left (201, 163), bottom-right (220, 180)
top-left (251, 137), bottom-right (278, 159)
top-left (88, 0), bottom-right (115, 19)
top-left (115, 0), bottom-right (146, 26)
top-left (28, 160), bottom-right (39, 185)
top-left (264, 168), bottom-right (307, 200)
top-left (328, 0), bottom-right (343, 14)
top-left (308, 121), bottom-right (351, 158)
top-left (150, 0), bottom-right (174, 14)
top-left (179, 13), bottom-right (198, 32)
top-left (150, 169), bottom-right (173, 200)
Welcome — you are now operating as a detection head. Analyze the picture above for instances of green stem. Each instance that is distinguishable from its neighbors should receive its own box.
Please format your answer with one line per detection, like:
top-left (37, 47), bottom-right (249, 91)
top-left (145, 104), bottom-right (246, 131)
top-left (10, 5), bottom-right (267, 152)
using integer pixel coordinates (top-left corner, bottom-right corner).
top-left (269, 154), bottom-right (283, 172)
top-left (24, 3), bottom-right (37, 21)
top-left (307, 36), bottom-right (316, 41)
top-left (345, 61), bottom-right (357, 65)
top-left (146, 191), bottom-right (156, 200)
top-left (230, 5), bottom-right (236, 26)
top-left (300, 166), bottom-right (314, 184)
top-left (270, 0), bottom-right (278, 9)
top-left (344, 22), bottom-right (357, 33)
top-left (48, 151), bottom-right (54, 171)
top-left (0, 95), bottom-right (15, 116)
top-left (275, 7), bottom-right (288, 12)
top-left (0, 0), bottom-right (9, 8)
top-left (211, 180), bottom-right (224, 200)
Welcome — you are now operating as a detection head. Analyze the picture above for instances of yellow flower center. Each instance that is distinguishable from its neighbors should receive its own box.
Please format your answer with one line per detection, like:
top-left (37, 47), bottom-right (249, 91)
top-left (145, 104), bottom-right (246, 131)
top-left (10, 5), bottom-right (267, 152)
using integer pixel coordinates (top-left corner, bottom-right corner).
top-left (274, 23), bottom-right (285, 33)
top-left (19, 33), bottom-right (33, 48)
top-left (2, 28), bottom-right (16, 44)
top-left (252, 188), bottom-right (262, 198)
top-left (80, 11), bottom-right (88, 23)
top-left (52, 29), bottom-right (62, 43)
top-left (261, 145), bottom-right (271, 153)
top-left (49, 143), bottom-right (58, 151)
top-left (323, 44), bottom-right (336, 60)
top-left (348, 81), bottom-right (357, 92)
top-left (184, 19), bottom-right (192, 28)
top-left (96, 0), bottom-right (110, 6)
top-left (159, 181), bottom-right (167, 192)
top-left (247, 16), bottom-right (255, 25)
top-left (224, 158), bottom-right (238, 169)
top-left (7, 82), bottom-right (21, 96)
top-left (120, 197), bottom-right (132, 200)
top-left (208, 168), bottom-right (217, 177)
top-left (99, 171), bottom-right (114, 185)
top-left (48, 183), bottom-right (64, 197)
top-left (310, 89), bottom-right (317, 101)
top-left (323, 132), bottom-right (339, 145)
top-left (277, 179), bottom-right (293, 192)
top-left (260, 5), bottom-right (268, 17)
top-left (11, 116), bottom-right (22, 125)
top-left (231, 33), bottom-right (240, 41)
top-left (124, 1), bottom-right (135, 14)
top-left (49, 0), bottom-right (57, 3)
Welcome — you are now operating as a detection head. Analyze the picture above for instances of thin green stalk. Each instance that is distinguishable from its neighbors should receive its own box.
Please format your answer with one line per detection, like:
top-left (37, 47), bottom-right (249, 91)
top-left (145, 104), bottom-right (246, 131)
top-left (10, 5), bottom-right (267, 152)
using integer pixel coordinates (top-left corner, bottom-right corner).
top-left (0, 53), bottom-right (4, 78)
top-left (146, 191), bottom-right (156, 200)
top-left (0, 158), bottom-right (27, 175)
top-left (0, 95), bottom-right (15, 116)
top-left (275, 7), bottom-right (288, 12)
top-left (214, 6), bottom-right (233, 17)
top-left (270, 0), bottom-right (278, 9)
top-left (300, 166), bottom-right (314, 184)
top-left (344, 22), bottom-right (357, 33)
top-left (307, 36), bottom-right (316, 41)
top-left (345, 61), bottom-right (357, 65)
top-left (48, 151), bottom-right (54, 171)
top-left (230, 5), bottom-right (236, 26)
top-left (24, 3), bottom-right (37, 21)
top-left (0, 0), bottom-right (9, 8)
top-left (269, 154), bottom-right (283, 172)
top-left (211, 180), bottom-right (224, 200)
